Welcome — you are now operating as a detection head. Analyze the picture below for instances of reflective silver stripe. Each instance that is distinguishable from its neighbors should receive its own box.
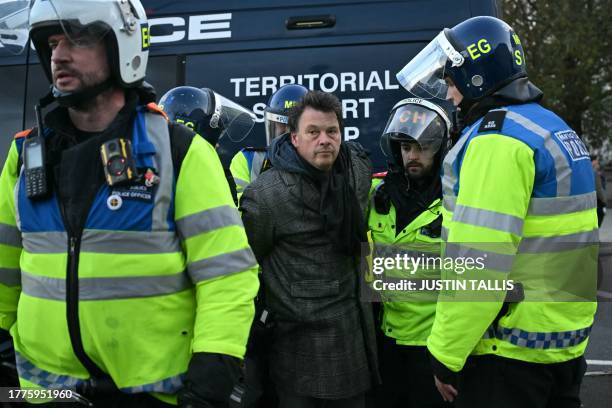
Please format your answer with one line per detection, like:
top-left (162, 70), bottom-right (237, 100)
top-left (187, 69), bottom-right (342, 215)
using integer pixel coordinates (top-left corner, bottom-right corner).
top-left (14, 166), bottom-right (22, 231)
top-left (0, 222), bottom-right (21, 247)
top-left (505, 111), bottom-right (572, 197)
top-left (188, 247), bottom-right (257, 283)
top-left (250, 151), bottom-right (266, 183)
top-left (454, 205), bottom-right (524, 236)
top-left (146, 112), bottom-right (174, 231)
top-left (442, 122), bottom-right (479, 197)
top-left (528, 192), bottom-right (597, 215)
top-left (445, 243), bottom-right (514, 272)
top-left (519, 229), bottom-right (599, 253)
top-left (80, 230), bottom-right (180, 254)
top-left (176, 205), bottom-right (244, 240)
top-left (21, 270), bottom-right (191, 300)
top-left (22, 232), bottom-right (67, 253)
top-left (444, 195), bottom-right (456, 212)
top-left (0, 268), bottom-right (20, 286)
top-left (15, 351), bottom-right (84, 390)
top-left (234, 177), bottom-right (249, 191)
top-left (441, 226), bottom-right (449, 241)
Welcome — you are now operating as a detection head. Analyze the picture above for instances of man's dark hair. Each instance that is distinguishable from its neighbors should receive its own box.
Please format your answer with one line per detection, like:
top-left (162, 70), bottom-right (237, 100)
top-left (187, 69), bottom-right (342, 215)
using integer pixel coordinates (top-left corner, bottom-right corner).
top-left (288, 90), bottom-right (343, 132)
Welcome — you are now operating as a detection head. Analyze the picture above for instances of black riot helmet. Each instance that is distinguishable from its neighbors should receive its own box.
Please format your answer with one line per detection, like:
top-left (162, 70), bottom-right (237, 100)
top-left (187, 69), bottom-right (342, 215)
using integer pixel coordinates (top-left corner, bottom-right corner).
top-left (264, 84), bottom-right (309, 145)
top-left (159, 86), bottom-right (256, 146)
top-left (396, 16), bottom-right (527, 103)
top-left (380, 98), bottom-right (451, 170)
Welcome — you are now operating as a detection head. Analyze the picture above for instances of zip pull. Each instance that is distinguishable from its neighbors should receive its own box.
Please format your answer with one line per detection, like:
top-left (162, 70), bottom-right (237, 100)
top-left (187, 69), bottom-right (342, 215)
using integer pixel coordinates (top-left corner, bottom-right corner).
top-left (69, 236), bottom-right (76, 255)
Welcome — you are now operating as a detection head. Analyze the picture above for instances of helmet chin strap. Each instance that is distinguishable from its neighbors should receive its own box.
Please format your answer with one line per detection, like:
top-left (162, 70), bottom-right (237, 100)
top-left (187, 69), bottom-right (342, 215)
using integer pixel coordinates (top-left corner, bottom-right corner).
top-left (52, 78), bottom-right (115, 108)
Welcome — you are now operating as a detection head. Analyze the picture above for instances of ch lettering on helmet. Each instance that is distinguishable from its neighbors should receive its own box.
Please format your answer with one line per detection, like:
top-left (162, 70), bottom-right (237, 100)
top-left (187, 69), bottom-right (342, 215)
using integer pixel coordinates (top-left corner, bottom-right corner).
top-left (466, 38), bottom-right (492, 60)
top-left (141, 23), bottom-right (150, 51)
top-left (399, 109), bottom-right (428, 125)
top-left (284, 100), bottom-right (298, 109)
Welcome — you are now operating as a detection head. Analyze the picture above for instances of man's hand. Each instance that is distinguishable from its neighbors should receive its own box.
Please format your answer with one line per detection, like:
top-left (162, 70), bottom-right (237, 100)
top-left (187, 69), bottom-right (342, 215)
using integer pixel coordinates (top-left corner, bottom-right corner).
top-left (434, 375), bottom-right (458, 402)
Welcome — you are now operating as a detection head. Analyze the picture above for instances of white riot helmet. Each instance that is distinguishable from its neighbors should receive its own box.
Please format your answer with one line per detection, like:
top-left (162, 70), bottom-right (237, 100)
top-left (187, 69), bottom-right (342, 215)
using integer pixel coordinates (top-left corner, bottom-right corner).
top-left (26, 0), bottom-right (149, 105)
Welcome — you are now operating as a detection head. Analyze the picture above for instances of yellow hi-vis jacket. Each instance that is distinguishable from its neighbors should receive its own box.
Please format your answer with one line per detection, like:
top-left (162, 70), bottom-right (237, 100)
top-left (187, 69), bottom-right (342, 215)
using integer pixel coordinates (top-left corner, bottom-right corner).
top-left (429, 103), bottom-right (598, 374)
top-left (0, 105), bottom-right (259, 398)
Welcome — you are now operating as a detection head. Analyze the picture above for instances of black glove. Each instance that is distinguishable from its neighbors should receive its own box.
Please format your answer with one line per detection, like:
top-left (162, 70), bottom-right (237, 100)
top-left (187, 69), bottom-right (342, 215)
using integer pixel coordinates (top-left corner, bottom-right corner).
top-left (0, 328), bottom-right (18, 386)
top-left (178, 352), bottom-right (242, 408)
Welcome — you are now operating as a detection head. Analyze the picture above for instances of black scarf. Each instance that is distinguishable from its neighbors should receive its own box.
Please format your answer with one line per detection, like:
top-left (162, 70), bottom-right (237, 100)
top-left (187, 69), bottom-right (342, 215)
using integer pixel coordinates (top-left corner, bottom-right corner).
top-left (383, 167), bottom-right (441, 235)
top-left (270, 134), bottom-right (367, 256)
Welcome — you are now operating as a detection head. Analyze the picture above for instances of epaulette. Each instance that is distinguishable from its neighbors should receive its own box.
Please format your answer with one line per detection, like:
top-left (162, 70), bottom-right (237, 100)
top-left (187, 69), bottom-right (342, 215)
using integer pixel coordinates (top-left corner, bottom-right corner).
top-left (372, 171), bottom-right (387, 179)
top-left (14, 128), bottom-right (34, 139)
top-left (242, 146), bottom-right (267, 152)
top-left (478, 109), bottom-right (507, 133)
top-left (145, 102), bottom-right (169, 121)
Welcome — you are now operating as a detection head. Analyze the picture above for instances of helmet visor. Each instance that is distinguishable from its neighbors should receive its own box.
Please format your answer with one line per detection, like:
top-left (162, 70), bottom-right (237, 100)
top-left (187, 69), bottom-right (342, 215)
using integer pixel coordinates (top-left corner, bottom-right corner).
top-left (210, 91), bottom-right (256, 143)
top-left (396, 31), bottom-right (464, 99)
top-left (264, 111), bottom-right (289, 146)
top-left (381, 103), bottom-right (446, 158)
top-left (38, 0), bottom-right (115, 49)
top-left (0, 0), bottom-right (31, 55)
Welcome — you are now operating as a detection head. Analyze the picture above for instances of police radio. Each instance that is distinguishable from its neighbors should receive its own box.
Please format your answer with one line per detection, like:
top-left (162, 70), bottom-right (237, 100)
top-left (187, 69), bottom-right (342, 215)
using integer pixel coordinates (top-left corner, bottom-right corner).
top-left (24, 104), bottom-right (49, 199)
top-left (100, 138), bottom-right (137, 186)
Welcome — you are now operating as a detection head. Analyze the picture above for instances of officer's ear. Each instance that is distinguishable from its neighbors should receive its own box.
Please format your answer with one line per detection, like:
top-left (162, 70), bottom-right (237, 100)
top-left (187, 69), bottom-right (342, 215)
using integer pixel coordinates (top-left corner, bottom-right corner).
top-left (291, 131), bottom-right (299, 148)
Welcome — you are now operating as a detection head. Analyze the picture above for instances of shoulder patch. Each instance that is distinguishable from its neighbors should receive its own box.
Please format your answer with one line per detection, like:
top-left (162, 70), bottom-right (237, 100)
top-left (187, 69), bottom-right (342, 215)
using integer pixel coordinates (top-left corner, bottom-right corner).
top-left (478, 110), bottom-right (507, 133)
top-left (554, 130), bottom-right (590, 161)
top-left (372, 171), bottom-right (387, 179)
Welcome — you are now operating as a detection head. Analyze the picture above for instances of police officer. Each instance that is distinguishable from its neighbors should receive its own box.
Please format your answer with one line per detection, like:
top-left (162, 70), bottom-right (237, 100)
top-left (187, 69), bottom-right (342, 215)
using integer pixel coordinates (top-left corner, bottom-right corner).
top-left (229, 83), bottom-right (308, 198)
top-left (396, 16), bottom-right (598, 407)
top-left (369, 98), bottom-right (451, 408)
top-left (0, 1), bottom-right (258, 406)
top-left (159, 85), bottom-right (258, 205)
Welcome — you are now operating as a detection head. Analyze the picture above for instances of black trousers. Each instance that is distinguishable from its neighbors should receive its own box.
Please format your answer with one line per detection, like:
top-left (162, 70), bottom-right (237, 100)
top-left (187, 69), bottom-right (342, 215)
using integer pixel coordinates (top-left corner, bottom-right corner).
top-left (455, 355), bottom-right (587, 408)
top-left (373, 333), bottom-right (450, 408)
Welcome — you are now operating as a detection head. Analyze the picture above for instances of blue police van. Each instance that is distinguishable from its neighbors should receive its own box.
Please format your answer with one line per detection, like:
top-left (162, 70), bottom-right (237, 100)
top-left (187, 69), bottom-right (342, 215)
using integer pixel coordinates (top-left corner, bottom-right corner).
top-left (0, 0), bottom-right (499, 171)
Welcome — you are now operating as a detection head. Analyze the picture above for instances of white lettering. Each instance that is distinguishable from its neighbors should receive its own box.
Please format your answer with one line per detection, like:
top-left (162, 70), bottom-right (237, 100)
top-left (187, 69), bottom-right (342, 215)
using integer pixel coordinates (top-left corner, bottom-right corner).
top-left (384, 70), bottom-right (400, 89)
top-left (245, 77), bottom-right (260, 97)
top-left (188, 13), bottom-right (232, 40)
top-left (261, 76), bottom-right (278, 96)
top-left (344, 127), bottom-right (359, 141)
top-left (320, 73), bottom-right (339, 93)
top-left (342, 99), bottom-right (359, 119)
top-left (230, 78), bottom-right (245, 97)
top-left (279, 75), bottom-right (296, 87)
top-left (360, 98), bottom-right (374, 118)
top-left (252, 103), bottom-right (266, 123)
top-left (365, 71), bottom-right (384, 91)
top-left (340, 72), bottom-right (357, 92)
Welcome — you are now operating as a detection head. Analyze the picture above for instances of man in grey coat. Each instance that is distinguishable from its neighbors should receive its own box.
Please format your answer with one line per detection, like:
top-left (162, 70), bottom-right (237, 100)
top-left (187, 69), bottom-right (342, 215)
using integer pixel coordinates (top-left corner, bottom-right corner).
top-left (240, 91), bottom-right (378, 408)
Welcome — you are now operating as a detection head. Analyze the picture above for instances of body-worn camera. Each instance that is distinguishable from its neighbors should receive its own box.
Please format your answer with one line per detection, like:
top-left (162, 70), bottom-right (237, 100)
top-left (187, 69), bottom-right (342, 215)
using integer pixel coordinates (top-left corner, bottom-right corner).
top-left (100, 138), bottom-right (137, 186)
